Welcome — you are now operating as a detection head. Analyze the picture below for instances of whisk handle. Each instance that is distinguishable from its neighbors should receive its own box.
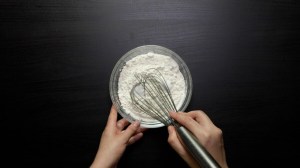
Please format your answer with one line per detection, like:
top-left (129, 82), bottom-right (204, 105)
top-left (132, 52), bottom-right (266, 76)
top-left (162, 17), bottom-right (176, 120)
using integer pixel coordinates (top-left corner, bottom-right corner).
top-left (175, 126), bottom-right (221, 168)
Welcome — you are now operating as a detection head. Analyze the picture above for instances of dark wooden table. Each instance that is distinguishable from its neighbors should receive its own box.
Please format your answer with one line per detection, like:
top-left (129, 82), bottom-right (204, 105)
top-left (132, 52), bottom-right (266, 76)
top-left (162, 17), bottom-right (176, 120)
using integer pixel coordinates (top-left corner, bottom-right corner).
top-left (1, 1), bottom-right (299, 167)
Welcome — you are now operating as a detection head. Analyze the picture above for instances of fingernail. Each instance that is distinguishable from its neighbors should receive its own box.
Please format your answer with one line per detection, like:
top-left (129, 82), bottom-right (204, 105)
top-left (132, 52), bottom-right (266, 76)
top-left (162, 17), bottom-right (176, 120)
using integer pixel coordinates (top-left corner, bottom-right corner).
top-left (169, 111), bottom-right (176, 116)
top-left (117, 122), bottom-right (122, 128)
top-left (136, 132), bottom-right (143, 138)
top-left (133, 121), bottom-right (140, 127)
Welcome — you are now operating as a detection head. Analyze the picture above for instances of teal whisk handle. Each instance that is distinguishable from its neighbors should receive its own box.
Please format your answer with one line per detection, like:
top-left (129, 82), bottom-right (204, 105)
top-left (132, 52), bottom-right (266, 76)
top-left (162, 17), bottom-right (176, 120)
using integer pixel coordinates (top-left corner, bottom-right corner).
top-left (175, 126), bottom-right (221, 168)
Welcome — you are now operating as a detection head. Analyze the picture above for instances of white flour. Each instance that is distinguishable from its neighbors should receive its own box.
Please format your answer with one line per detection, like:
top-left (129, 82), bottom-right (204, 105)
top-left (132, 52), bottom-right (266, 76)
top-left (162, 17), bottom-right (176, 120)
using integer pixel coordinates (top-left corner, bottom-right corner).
top-left (118, 52), bottom-right (186, 122)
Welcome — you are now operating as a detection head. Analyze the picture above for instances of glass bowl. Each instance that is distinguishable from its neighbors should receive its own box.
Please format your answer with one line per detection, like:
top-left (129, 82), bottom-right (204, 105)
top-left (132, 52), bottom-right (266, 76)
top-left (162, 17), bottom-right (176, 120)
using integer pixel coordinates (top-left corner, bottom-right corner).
top-left (109, 45), bottom-right (192, 128)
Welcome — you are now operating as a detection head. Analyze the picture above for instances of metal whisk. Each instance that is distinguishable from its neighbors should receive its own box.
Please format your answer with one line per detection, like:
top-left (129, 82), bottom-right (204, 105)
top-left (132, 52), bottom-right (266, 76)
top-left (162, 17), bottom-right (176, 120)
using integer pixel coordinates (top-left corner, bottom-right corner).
top-left (130, 70), bottom-right (221, 168)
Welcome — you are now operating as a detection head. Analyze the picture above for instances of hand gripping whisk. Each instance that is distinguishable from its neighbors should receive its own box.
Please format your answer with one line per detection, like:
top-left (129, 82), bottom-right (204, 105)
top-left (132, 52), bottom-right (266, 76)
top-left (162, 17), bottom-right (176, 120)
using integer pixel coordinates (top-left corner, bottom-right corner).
top-left (130, 71), bottom-right (221, 168)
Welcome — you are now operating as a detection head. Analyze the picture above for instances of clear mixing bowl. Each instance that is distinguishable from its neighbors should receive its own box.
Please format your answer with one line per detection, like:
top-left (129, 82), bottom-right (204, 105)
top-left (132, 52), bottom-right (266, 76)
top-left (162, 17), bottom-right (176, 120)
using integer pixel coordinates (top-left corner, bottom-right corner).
top-left (109, 45), bottom-right (192, 128)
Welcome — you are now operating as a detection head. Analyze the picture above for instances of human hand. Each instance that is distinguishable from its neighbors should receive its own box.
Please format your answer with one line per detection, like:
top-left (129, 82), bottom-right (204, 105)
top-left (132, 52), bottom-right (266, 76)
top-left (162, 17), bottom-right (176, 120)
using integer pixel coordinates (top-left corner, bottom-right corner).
top-left (90, 106), bottom-right (146, 168)
top-left (167, 111), bottom-right (228, 168)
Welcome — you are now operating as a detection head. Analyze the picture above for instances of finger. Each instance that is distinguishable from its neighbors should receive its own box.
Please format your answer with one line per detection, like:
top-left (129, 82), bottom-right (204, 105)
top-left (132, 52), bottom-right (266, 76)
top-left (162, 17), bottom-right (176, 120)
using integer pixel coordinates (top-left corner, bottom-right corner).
top-left (106, 105), bottom-right (118, 128)
top-left (128, 133), bottom-right (143, 145)
top-left (172, 112), bottom-right (218, 146)
top-left (122, 121), bottom-right (140, 141)
top-left (137, 127), bottom-right (148, 133)
top-left (167, 126), bottom-right (186, 154)
top-left (170, 112), bottom-right (203, 135)
top-left (117, 118), bottom-right (130, 130)
top-left (185, 111), bottom-right (214, 126)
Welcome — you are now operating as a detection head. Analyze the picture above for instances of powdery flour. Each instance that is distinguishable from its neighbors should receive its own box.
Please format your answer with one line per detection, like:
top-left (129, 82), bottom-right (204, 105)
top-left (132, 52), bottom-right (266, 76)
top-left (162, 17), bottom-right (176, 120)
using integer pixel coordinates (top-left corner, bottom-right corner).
top-left (118, 52), bottom-right (186, 122)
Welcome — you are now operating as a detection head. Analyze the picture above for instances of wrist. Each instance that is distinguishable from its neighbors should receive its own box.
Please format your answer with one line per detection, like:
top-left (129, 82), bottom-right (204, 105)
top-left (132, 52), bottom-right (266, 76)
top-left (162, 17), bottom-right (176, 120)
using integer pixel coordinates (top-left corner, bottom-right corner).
top-left (90, 160), bottom-right (117, 168)
top-left (90, 153), bottom-right (117, 168)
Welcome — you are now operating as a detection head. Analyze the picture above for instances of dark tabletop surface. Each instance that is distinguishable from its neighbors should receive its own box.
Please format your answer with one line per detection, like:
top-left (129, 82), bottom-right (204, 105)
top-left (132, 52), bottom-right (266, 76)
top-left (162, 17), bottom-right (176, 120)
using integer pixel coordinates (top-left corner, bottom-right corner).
top-left (1, 0), bottom-right (299, 167)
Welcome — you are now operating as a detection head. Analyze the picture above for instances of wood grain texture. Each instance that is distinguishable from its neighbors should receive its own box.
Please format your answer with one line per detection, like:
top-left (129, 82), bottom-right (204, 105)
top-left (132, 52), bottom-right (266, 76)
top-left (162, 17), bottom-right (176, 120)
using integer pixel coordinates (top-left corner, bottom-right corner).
top-left (1, 0), bottom-right (299, 167)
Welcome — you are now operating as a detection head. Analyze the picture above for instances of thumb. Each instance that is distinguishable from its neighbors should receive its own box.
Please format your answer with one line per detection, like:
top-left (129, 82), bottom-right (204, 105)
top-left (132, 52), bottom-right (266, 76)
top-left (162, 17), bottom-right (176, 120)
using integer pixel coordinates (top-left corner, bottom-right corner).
top-left (167, 125), bottom-right (182, 149)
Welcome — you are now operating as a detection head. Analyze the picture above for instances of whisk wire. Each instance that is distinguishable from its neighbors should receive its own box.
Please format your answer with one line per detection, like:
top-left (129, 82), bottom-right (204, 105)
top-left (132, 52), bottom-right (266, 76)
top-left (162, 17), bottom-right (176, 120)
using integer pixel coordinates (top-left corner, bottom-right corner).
top-left (131, 90), bottom-right (168, 125)
top-left (149, 71), bottom-right (177, 112)
top-left (130, 85), bottom-right (166, 124)
top-left (130, 70), bottom-right (176, 125)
